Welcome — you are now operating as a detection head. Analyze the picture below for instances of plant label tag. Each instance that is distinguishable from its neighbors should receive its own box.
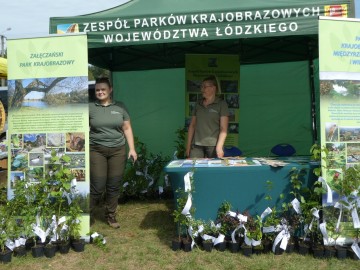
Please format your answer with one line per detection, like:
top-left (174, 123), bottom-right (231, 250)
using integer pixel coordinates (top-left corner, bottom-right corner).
top-left (19, 237), bottom-right (26, 246)
top-left (319, 222), bottom-right (329, 245)
top-left (252, 239), bottom-right (261, 247)
top-left (291, 198), bottom-right (301, 214)
top-left (260, 207), bottom-right (272, 220)
top-left (58, 216), bottom-right (66, 224)
top-left (91, 232), bottom-right (99, 238)
top-left (318, 177), bottom-right (333, 203)
top-left (214, 233), bottom-right (225, 245)
top-left (280, 235), bottom-right (288, 250)
top-left (351, 208), bottom-right (360, 229)
top-left (181, 193), bottom-right (192, 216)
top-left (237, 214), bottom-right (247, 222)
top-left (351, 242), bottom-right (360, 259)
top-left (263, 226), bottom-right (275, 233)
top-left (184, 172), bottom-right (193, 192)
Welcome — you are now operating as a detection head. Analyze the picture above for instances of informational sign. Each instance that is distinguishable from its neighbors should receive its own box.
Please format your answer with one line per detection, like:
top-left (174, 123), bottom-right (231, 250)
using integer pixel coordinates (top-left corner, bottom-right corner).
top-left (7, 34), bottom-right (90, 237)
top-left (50, 1), bottom-right (351, 47)
top-left (319, 17), bottom-right (360, 245)
top-left (185, 54), bottom-right (239, 147)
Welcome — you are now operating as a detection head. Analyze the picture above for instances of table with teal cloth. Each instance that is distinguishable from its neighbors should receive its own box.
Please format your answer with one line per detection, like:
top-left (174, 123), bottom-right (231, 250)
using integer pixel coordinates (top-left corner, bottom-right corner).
top-left (164, 158), bottom-right (319, 220)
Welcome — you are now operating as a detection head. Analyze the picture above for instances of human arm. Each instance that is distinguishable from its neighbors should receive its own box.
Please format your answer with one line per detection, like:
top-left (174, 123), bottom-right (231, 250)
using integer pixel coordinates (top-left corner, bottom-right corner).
top-left (186, 116), bottom-right (196, 158)
top-left (122, 120), bottom-right (137, 162)
top-left (216, 116), bottom-right (229, 158)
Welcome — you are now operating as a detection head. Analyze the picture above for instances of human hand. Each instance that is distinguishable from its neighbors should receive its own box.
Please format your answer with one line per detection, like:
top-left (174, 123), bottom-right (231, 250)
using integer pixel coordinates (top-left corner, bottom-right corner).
top-left (128, 150), bottom-right (137, 163)
top-left (216, 147), bottom-right (224, 158)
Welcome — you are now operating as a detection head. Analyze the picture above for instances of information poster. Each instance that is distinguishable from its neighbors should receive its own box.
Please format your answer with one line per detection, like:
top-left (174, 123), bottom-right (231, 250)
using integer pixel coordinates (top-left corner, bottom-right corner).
top-left (7, 34), bottom-right (90, 236)
top-left (185, 54), bottom-right (240, 147)
top-left (319, 17), bottom-right (360, 244)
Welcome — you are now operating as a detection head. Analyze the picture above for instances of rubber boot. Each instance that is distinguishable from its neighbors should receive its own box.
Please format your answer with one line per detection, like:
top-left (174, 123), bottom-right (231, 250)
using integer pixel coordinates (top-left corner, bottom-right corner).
top-left (105, 196), bottom-right (120, 229)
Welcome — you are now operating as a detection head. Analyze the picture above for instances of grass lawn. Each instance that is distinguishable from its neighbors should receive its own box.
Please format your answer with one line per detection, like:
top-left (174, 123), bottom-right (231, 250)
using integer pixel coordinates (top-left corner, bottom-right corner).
top-left (3, 199), bottom-right (360, 270)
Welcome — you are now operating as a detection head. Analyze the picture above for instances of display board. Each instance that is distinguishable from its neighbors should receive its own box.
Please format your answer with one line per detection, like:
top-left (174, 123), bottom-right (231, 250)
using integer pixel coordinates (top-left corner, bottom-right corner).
top-left (7, 34), bottom-right (90, 238)
top-left (319, 16), bottom-right (360, 245)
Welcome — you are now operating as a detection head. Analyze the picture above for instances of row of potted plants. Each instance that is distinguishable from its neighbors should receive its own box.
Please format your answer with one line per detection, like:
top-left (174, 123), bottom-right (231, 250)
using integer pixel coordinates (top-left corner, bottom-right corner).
top-left (0, 150), bottom-right (86, 264)
top-left (120, 137), bottom-right (172, 201)
top-left (171, 145), bottom-right (360, 260)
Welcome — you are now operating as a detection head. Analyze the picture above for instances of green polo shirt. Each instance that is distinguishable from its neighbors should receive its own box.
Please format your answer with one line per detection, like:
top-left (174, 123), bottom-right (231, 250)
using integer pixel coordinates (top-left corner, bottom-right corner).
top-left (89, 101), bottom-right (130, 147)
top-left (192, 97), bottom-right (229, 146)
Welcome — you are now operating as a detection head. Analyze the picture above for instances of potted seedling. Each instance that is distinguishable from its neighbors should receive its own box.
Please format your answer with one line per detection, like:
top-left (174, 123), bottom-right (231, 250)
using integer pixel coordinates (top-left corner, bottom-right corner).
top-left (0, 207), bottom-right (14, 264)
top-left (215, 201), bottom-right (240, 252)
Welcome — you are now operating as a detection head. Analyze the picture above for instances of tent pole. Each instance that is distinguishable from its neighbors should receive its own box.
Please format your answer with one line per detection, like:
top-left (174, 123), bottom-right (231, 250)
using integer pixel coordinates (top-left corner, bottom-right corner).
top-left (308, 42), bottom-right (318, 144)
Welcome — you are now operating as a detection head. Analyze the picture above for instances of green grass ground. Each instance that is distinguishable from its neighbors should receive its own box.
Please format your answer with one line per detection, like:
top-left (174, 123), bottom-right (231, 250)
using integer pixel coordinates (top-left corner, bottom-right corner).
top-left (3, 199), bottom-right (360, 270)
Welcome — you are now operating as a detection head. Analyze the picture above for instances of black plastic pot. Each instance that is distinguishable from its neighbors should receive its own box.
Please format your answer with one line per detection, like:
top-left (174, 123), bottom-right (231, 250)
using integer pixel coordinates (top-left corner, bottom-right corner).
top-left (262, 240), bottom-right (272, 254)
top-left (31, 244), bottom-right (44, 258)
top-left (182, 239), bottom-right (192, 252)
top-left (71, 239), bottom-right (85, 252)
top-left (347, 247), bottom-right (360, 260)
top-left (228, 241), bottom-right (240, 253)
top-left (215, 241), bottom-right (227, 252)
top-left (323, 246), bottom-right (336, 258)
top-left (335, 245), bottom-right (347, 260)
top-left (171, 239), bottom-right (182, 251)
top-left (286, 242), bottom-right (295, 254)
top-left (241, 244), bottom-right (253, 257)
top-left (59, 241), bottom-right (71, 254)
top-left (298, 242), bottom-right (310, 255)
top-left (202, 241), bottom-right (213, 252)
top-left (13, 245), bottom-right (27, 257)
top-left (0, 248), bottom-right (12, 264)
top-left (312, 246), bottom-right (324, 259)
top-left (44, 244), bottom-right (56, 258)
top-left (253, 245), bottom-right (264, 255)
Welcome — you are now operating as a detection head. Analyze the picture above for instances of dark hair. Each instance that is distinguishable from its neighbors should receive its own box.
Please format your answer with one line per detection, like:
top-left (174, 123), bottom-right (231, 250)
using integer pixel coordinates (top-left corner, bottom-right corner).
top-left (95, 77), bottom-right (112, 88)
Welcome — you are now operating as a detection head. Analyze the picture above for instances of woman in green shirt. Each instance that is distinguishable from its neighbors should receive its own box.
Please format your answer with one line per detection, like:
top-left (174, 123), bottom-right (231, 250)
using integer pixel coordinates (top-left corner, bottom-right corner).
top-left (186, 75), bottom-right (229, 158)
top-left (89, 77), bottom-right (137, 228)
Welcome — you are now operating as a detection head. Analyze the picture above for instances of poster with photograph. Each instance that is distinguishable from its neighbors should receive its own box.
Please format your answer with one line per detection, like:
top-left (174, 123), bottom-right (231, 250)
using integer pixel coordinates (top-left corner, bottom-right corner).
top-left (7, 34), bottom-right (90, 237)
top-left (185, 54), bottom-right (240, 147)
top-left (319, 17), bottom-right (360, 245)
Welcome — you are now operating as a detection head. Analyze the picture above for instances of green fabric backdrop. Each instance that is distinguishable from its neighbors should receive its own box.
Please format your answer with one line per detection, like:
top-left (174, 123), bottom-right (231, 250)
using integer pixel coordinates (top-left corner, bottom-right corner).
top-left (113, 60), bottom-right (315, 157)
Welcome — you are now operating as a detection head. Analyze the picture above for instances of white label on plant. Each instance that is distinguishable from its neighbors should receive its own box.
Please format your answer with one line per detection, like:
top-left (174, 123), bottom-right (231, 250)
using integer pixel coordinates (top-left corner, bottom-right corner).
top-left (319, 222), bottom-right (329, 245)
top-left (318, 177), bottom-right (333, 203)
top-left (14, 239), bottom-right (20, 247)
top-left (91, 232), bottom-right (99, 238)
top-left (252, 239), bottom-right (261, 246)
top-left (214, 233), bottom-right (225, 245)
top-left (19, 237), bottom-right (26, 246)
top-left (181, 193), bottom-right (192, 216)
top-left (351, 242), bottom-right (360, 259)
top-left (5, 240), bottom-right (15, 251)
top-left (272, 230), bottom-right (285, 253)
top-left (33, 226), bottom-right (46, 243)
top-left (263, 226), bottom-right (275, 233)
top-left (237, 214), bottom-right (247, 223)
top-left (351, 208), bottom-right (360, 229)
top-left (311, 208), bottom-right (319, 219)
top-left (280, 234), bottom-right (288, 250)
top-left (260, 207), bottom-right (272, 220)
top-left (291, 198), bottom-right (301, 214)
top-left (184, 172), bottom-right (192, 192)
top-left (58, 216), bottom-right (66, 224)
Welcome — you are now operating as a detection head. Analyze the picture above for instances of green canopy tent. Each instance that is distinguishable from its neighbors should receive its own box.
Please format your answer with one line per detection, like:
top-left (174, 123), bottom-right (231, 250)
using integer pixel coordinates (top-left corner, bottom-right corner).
top-left (49, 0), bottom-right (355, 156)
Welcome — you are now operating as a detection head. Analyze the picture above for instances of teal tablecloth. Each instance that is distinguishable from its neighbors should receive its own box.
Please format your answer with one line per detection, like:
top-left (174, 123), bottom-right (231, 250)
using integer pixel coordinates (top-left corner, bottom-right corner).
top-left (164, 157), bottom-right (318, 220)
